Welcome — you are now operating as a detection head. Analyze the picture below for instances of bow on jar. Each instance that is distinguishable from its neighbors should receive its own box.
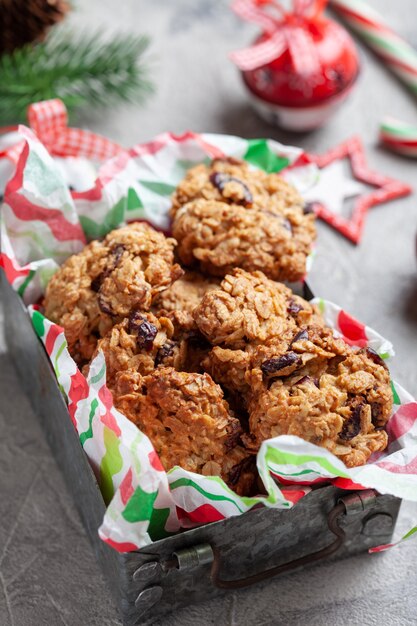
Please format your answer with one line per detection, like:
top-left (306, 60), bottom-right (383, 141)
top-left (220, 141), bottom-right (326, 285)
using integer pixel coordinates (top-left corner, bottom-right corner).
top-left (230, 0), bottom-right (328, 74)
top-left (0, 99), bottom-right (123, 165)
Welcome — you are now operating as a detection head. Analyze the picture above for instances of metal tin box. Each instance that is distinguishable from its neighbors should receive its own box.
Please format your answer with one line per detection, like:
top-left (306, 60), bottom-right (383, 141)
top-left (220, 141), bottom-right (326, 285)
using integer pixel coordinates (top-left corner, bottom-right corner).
top-left (1, 271), bottom-right (401, 626)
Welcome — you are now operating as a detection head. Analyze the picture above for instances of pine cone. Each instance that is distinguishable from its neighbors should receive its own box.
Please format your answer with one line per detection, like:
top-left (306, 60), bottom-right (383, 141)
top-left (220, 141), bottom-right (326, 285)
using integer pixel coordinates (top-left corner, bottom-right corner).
top-left (0, 0), bottom-right (70, 55)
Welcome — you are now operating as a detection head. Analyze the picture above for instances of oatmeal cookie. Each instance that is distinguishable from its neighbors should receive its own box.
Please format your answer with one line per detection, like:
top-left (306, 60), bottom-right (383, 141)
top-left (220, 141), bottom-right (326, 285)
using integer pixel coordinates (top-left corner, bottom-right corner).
top-left (194, 272), bottom-right (392, 467)
top-left (172, 199), bottom-right (314, 282)
top-left (194, 270), bottom-right (328, 398)
top-left (171, 157), bottom-right (305, 216)
top-left (170, 159), bottom-right (315, 282)
top-left (202, 324), bottom-right (346, 397)
top-left (86, 311), bottom-right (188, 388)
top-left (44, 223), bottom-right (182, 364)
top-left (245, 343), bottom-right (392, 468)
top-left (112, 367), bottom-right (255, 495)
top-left (193, 269), bottom-right (321, 348)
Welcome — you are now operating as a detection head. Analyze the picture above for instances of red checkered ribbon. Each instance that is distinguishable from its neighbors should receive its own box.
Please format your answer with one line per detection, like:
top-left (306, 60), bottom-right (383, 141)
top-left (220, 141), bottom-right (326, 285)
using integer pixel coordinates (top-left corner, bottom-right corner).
top-left (1, 99), bottom-right (123, 164)
top-left (230, 0), bottom-right (327, 73)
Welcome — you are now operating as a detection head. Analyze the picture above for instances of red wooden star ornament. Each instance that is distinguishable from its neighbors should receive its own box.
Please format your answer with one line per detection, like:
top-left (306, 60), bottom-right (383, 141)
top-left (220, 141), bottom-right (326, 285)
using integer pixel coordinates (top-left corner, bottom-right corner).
top-left (305, 136), bottom-right (412, 244)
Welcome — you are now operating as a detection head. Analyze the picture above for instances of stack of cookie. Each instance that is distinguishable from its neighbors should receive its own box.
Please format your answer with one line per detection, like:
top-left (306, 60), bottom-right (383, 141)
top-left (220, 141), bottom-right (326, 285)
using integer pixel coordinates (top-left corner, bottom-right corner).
top-left (44, 158), bottom-right (392, 495)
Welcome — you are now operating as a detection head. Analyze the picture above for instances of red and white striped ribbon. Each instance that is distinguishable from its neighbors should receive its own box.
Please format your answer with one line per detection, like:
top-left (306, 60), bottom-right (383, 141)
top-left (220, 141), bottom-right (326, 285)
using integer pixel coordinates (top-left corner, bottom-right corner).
top-left (1, 99), bottom-right (124, 164)
top-left (230, 0), bottom-right (324, 74)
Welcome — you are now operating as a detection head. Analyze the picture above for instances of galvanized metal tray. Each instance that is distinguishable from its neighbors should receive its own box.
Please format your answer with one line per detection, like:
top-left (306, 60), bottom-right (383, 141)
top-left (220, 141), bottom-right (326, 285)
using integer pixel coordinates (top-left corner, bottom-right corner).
top-left (1, 270), bottom-right (401, 626)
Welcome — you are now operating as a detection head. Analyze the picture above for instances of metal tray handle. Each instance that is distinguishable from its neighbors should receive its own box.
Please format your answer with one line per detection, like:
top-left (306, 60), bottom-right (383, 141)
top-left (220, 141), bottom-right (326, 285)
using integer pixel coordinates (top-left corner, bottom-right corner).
top-left (210, 501), bottom-right (346, 589)
top-left (134, 491), bottom-right (379, 612)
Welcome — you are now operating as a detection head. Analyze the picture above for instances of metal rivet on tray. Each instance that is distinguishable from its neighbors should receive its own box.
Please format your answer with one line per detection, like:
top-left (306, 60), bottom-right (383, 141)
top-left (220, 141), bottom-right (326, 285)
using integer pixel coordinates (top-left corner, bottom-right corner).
top-left (135, 586), bottom-right (163, 613)
top-left (133, 561), bottom-right (162, 583)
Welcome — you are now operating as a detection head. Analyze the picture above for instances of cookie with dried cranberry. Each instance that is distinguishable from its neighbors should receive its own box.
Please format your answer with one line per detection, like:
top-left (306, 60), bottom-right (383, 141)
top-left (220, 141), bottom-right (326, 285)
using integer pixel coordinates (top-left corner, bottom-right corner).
top-left (193, 269), bottom-right (318, 348)
top-left (170, 158), bottom-right (315, 282)
top-left (171, 157), bottom-right (305, 217)
top-left (193, 268), bottom-right (392, 467)
top-left (202, 323), bottom-right (347, 398)
top-left (193, 270), bottom-right (325, 401)
top-left (112, 367), bottom-right (256, 495)
top-left (85, 311), bottom-right (188, 389)
top-left (44, 223), bottom-right (182, 364)
top-left (245, 346), bottom-right (392, 468)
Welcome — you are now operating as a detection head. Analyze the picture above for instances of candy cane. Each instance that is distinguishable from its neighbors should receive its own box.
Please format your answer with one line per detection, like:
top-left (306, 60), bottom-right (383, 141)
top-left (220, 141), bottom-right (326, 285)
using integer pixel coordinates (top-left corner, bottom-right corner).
top-left (379, 117), bottom-right (417, 158)
top-left (330, 0), bottom-right (417, 158)
top-left (330, 0), bottom-right (417, 93)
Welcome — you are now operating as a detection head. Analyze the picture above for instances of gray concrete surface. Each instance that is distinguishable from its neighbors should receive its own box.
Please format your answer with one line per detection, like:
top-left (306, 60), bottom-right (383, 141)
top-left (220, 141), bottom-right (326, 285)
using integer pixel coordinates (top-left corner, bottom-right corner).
top-left (1, 1), bottom-right (417, 624)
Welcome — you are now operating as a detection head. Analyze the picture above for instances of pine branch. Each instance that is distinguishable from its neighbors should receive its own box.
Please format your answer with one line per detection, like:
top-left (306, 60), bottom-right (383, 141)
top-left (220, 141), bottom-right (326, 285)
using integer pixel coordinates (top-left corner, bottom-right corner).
top-left (0, 27), bottom-right (154, 124)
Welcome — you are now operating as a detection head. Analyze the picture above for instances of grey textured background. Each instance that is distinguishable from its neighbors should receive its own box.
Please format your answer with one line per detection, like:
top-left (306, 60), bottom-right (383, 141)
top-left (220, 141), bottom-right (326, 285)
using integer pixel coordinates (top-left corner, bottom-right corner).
top-left (1, 1), bottom-right (417, 625)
